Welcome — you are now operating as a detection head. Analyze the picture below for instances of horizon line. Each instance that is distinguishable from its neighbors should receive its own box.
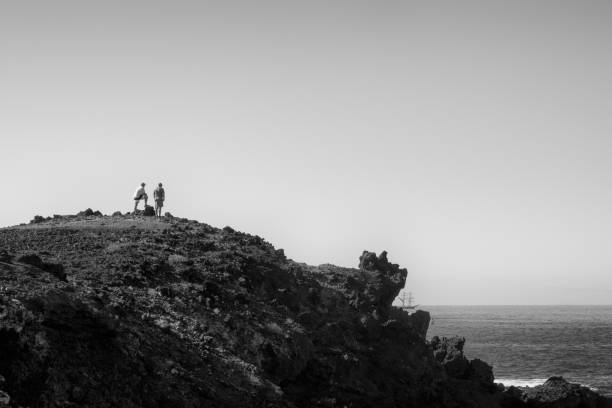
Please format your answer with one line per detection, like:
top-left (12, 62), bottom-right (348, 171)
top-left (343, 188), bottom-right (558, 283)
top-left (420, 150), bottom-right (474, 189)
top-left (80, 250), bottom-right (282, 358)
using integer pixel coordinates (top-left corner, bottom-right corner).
top-left (420, 304), bottom-right (612, 307)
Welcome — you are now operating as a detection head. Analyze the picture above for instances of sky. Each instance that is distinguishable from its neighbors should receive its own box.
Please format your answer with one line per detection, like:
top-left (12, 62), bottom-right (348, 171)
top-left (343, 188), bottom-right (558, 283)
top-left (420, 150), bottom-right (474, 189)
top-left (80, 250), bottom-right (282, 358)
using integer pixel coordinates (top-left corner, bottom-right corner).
top-left (2, 1), bottom-right (612, 304)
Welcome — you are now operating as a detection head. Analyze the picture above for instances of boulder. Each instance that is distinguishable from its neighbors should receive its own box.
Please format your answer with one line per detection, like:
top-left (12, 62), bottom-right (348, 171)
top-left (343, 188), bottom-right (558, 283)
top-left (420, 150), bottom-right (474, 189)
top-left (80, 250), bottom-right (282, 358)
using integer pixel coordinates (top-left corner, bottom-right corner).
top-left (16, 253), bottom-right (66, 281)
top-left (44, 263), bottom-right (67, 281)
top-left (142, 205), bottom-right (155, 216)
top-left (17, 253), bottom-right (45, 269)
top-left (78, 208), bottom-right (102, 217)
top-left (30, 215), bottom-right (45, 224)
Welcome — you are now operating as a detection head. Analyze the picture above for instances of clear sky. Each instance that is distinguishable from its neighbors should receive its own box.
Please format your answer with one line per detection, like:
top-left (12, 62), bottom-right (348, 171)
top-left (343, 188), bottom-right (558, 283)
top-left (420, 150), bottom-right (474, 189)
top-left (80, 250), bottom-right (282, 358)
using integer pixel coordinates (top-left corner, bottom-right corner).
top-left (2, 1), bottom-right (612, 304)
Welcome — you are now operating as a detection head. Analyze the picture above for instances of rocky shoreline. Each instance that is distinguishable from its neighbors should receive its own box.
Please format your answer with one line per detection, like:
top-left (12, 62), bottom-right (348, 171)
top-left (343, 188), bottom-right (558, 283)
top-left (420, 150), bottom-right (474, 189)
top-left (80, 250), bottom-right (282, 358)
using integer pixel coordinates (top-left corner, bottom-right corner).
top-left (432, 335), bottom-right (611, 408)
top-left (0, 210), bottom-right (609, 407)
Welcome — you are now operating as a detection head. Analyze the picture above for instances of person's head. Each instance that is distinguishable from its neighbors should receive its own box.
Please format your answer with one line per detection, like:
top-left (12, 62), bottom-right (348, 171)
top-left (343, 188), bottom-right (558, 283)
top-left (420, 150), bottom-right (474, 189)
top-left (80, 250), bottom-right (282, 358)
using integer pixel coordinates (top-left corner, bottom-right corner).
top-left (141, 182), bottom-right (145, 187)
top-left (158, 183), bottom-right (163, 187)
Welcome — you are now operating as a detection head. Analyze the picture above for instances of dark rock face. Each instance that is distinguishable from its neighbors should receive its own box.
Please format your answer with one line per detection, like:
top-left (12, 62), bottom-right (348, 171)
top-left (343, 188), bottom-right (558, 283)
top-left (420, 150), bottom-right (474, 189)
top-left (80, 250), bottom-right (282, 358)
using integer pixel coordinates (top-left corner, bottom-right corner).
top-left (431, 335), bottom-right (497, 391)
top-left (471, 358), bottom-right (495, 386)
top-left (408, 309), bottom-right (432, 339)
top-left (432, 336), bottom-right (471, 378)
top-left (0, 214), bottom-right (608, 408)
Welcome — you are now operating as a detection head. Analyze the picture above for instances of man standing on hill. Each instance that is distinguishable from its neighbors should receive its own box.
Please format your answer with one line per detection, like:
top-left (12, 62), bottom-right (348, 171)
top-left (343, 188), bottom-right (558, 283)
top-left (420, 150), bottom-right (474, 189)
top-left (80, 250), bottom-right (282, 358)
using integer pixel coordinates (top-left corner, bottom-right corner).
top-left (133, 182), bottom-right (148, 212)
top-left (154, 183), bottom-right (165, 218)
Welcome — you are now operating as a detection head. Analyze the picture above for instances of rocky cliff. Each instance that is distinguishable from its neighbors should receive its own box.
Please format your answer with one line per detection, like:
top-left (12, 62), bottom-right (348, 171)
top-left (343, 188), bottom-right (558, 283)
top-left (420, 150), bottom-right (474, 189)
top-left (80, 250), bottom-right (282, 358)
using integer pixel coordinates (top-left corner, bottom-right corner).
top-left (0, 212), bottom-right (608, 408)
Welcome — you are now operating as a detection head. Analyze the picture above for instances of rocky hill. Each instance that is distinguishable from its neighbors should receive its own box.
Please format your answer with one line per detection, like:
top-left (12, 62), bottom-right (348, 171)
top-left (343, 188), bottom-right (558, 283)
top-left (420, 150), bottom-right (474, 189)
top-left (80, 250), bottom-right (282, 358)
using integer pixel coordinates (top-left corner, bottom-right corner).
top-left (0, 212), bottom-right (609, 408)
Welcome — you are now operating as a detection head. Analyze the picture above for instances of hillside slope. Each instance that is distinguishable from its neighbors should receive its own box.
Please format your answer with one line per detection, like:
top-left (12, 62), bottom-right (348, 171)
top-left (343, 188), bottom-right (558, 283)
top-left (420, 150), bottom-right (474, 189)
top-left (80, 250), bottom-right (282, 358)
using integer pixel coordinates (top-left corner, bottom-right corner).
top-left (0, 213), bottom-right (608, 408)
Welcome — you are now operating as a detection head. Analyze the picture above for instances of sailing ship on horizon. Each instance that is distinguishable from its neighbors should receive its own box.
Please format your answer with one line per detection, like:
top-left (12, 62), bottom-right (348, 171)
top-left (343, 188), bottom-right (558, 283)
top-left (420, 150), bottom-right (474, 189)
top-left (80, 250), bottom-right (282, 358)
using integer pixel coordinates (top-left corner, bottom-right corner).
top-left (398, 290), bottom-right (418, 313)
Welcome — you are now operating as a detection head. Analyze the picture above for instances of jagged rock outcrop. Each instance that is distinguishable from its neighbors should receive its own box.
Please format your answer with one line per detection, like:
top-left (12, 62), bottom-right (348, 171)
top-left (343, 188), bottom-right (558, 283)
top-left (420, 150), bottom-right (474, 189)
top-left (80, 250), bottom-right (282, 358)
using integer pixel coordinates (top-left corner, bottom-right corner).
top-left (355, 250), bottom-right (408, 318)
top-left (431, 335), bottom-right (495, 390)
top-left (432, 336), bottom-right (471, 378)
top-left (30, 215), bottom-right (46, 224)
top-left (0, 213), bottom-right (608, 408)
top-left (519, 377), bottom-right (612, 408)
top-left (77, 208), bottom-right (103, 217)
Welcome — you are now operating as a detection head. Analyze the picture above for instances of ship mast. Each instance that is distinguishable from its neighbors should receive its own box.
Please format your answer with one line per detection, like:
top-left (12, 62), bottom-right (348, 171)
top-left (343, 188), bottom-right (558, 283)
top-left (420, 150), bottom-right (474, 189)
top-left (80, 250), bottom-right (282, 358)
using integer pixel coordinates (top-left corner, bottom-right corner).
top-left (398, 290), bottom-right (418, 310)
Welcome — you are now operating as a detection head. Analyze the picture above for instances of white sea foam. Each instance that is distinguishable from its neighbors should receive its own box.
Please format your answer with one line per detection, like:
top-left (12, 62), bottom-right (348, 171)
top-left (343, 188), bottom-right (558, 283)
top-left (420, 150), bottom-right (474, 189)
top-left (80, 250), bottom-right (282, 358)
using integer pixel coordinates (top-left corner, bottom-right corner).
top-left (496, 378), bottom-right (599, 392)
top-left (496, 378), bottom-right (548, 388)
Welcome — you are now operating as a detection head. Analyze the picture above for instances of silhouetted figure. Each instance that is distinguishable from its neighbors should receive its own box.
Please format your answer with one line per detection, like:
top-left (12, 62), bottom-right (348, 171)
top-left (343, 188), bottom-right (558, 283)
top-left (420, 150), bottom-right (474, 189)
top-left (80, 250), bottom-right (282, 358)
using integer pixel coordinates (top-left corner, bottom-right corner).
top-left (154, 183), bottom-right (165, 218)
top-left (133, 182), bottom-right (148, 212)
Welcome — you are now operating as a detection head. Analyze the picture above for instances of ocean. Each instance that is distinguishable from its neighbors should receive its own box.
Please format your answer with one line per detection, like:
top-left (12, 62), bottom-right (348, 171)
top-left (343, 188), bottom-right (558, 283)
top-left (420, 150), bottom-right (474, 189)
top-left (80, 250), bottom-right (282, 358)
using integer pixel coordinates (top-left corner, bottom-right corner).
top-left (425, 305), bottom-right (612, 396)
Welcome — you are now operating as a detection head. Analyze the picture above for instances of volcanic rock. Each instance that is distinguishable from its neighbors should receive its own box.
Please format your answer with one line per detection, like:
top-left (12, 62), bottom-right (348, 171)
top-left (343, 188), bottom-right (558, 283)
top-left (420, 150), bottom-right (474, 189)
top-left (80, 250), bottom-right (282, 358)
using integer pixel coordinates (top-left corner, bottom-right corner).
top-left (0, 391), bottom-right (9, 405)
top-left (30, 215), bottom-right (46, 224)
top-left (77, 208), bottom-right (103, 217)
top-left (432, 335), bottom-right (471, 378)
top-left (16, 253), bottom-right (45, 269)
top-left (0, 213), bottom-right (608, 408)
top-left (142, 205), bottom-right (155, 216)
top-left (16, 253), bottom-right (66, 281)
top-left (521, 376), bottom-right (612, 408)
top-left (0, 250), bottom-right (13, 264)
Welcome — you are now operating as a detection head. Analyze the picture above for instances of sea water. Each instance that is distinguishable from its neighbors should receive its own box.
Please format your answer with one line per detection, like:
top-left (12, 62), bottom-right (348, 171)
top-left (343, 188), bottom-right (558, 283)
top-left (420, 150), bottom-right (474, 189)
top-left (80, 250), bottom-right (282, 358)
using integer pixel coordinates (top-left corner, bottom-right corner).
top-left (425, 305), bottom-right (612, 396)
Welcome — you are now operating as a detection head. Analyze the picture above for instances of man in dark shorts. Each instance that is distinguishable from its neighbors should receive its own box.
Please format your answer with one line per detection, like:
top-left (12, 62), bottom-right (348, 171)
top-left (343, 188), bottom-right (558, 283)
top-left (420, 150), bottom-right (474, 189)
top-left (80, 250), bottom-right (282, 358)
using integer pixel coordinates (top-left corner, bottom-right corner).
top-left (133, 182), bottom-right (148, 212)
top-left (154, 183), bottom-right (165, 218)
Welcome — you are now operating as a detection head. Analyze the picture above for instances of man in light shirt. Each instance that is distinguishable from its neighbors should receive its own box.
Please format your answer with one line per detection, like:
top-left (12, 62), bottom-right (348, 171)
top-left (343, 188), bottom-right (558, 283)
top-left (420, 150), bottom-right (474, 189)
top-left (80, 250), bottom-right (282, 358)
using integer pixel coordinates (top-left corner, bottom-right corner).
top-left (133, 182), bottom-right (148, 212)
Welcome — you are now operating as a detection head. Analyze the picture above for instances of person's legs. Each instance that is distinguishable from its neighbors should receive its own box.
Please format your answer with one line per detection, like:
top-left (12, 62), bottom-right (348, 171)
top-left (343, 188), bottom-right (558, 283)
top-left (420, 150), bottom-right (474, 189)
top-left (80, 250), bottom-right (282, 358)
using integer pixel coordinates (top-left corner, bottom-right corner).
top-left (134, 194), bottom-right (146, 212)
